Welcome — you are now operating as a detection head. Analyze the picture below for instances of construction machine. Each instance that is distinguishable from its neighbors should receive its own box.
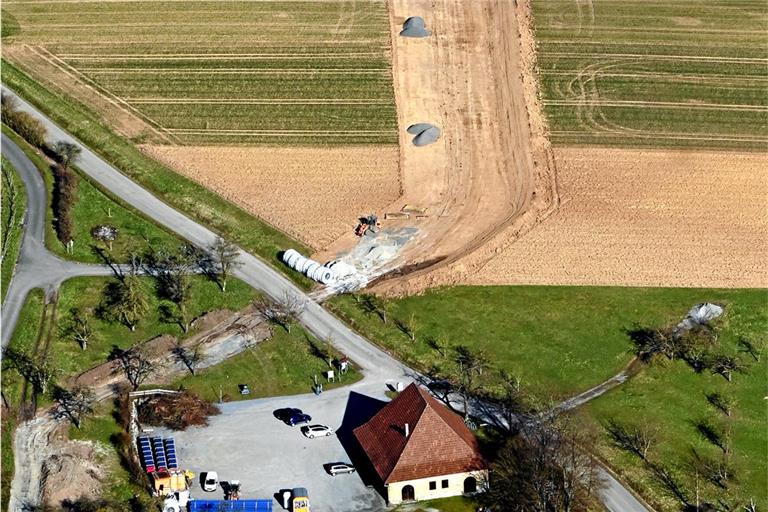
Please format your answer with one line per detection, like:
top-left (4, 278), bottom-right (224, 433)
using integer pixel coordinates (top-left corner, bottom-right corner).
top-left (355, 214), bottom-right (380, 237)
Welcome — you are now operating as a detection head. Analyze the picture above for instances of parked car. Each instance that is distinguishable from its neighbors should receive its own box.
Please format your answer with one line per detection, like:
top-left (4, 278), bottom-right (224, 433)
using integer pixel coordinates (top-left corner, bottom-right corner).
top-left (328, 463), bottom-right (356, 476)
top-left (287, 412), bottom-right (312, 426)
top-left (301, 424), bottom-right (334, 438)
top-left (274, 408), bottom-right (302, 423)
top-left (202, 471), bottom-right (218, 492)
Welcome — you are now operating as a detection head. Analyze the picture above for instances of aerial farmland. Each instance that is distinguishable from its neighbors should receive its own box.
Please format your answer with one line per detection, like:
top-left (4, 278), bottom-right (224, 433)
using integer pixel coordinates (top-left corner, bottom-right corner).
top-left (1, 1), bottom-right (765, 512)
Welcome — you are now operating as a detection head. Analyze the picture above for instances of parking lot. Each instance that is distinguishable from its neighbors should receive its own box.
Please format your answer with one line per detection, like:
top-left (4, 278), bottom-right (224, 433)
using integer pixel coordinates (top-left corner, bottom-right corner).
top-left (156, 380), bottom-right (405, 512)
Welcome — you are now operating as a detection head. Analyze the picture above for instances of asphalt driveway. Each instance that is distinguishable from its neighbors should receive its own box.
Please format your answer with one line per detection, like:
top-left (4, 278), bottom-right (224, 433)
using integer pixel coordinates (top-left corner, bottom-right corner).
top-left (155, 382), bottom-right (397, 512)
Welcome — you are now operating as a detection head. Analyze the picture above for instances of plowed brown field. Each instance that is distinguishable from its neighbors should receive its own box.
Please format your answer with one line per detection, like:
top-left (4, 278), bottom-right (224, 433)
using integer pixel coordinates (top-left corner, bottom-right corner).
top-left (141, 145), bottom-right (400, 250)
top-left (430, 147), bottom-right (768, 288)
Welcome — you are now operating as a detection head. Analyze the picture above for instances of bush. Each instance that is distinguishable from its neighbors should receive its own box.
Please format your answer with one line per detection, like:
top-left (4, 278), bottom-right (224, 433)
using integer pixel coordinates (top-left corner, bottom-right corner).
top-left (1, 93), bottom-right (47, 148)
top-left (52, 164), bottom-right (78, 244)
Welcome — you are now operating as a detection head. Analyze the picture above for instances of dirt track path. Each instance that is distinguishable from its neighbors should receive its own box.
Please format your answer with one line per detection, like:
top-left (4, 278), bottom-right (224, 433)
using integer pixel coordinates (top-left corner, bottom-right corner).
top-left (319, 0), bottom-right (558, 292)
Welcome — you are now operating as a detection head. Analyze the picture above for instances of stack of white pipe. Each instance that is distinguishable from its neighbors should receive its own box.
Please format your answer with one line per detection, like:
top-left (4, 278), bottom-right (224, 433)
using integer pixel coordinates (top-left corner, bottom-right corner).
top-left (282, 249), bottom-right (338, 285)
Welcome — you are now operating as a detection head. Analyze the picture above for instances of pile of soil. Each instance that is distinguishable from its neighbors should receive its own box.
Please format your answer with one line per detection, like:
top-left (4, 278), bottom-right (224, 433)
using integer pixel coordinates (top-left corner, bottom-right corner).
top-left (138, 391), bottom-right (220, 431)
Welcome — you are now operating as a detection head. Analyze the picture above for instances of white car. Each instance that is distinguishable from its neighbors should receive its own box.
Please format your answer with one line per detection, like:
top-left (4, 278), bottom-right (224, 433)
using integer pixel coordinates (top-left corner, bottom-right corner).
top-left (302, 424), bottom-right (334, 438)
top-left (202, 471), bottom-right (218, 492)
top-left (328, 463), bottom-right (356, 476)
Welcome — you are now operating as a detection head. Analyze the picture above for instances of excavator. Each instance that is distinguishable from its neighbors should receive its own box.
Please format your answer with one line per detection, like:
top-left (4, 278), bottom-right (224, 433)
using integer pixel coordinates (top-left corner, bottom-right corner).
top-left (355, 214), bottom-right (380, 237)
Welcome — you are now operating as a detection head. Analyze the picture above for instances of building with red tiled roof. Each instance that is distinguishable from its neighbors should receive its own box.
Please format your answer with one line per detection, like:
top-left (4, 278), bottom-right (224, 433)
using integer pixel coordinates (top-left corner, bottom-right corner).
top-left (353, 383), bottom-right (488, 504)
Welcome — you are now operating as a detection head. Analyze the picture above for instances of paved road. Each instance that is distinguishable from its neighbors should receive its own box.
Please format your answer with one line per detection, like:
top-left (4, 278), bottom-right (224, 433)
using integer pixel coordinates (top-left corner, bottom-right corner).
top-left (1, 134), bottom-right (120, 347)
top-left (1, 87), bottom-right (650, 512)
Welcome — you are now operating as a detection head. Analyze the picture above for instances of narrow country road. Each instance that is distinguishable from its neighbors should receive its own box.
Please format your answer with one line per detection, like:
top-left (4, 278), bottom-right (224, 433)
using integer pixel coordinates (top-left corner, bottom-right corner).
top-left (1, 133), bottom-right (123, 347)
top-left (0, 87), bottom-right (650, 512)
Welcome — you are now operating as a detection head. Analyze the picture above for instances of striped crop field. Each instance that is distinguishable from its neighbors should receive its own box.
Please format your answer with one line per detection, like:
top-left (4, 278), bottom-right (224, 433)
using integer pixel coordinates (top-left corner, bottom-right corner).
top-left (1, 1), bottom-right (397, 145)
top-left (532, 0), bottom-right (768, 149)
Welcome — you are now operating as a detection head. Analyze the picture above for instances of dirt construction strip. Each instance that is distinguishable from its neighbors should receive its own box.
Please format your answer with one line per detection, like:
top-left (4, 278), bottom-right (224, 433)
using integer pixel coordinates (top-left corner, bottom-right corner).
top-left (318, 0), bottom-right (558, 287)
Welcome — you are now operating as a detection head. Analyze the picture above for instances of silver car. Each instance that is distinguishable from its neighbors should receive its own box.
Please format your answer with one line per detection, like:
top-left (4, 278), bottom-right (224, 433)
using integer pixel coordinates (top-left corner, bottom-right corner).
top-left (302, 424), bottom-right (334, 438)
top-left (328, 463), bottom-right (356, 476)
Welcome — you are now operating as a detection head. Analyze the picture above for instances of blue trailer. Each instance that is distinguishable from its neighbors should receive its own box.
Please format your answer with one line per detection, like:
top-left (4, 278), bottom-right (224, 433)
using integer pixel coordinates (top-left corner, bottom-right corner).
top-left (187, 500), bottom-right (273, 511)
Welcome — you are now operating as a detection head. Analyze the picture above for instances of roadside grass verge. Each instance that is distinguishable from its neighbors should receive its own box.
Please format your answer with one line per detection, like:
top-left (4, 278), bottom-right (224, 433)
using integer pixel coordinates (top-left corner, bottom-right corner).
top-left (575, 291), bottom-right (767, 509)
top-left (532, 0), bottom-right (768, 149)
top-left (1, 61), bottom-right (314, 289)
top-left (1, 155), bottom-right (26, 300)
top-left (3, 125), bottom-right (181, 264)
top-left (0, 289), bottom-right (45, 511)
top-left (171, 326), bottom-right (362, 403)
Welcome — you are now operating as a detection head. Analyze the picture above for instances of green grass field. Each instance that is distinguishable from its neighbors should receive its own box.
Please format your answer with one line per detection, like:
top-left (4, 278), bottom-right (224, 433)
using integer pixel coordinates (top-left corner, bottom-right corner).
top-left (331, 285), bottom-right (767, 507)
top-left (532, 0), bottom-right (768, 149)
top-left (50, 276), bottom-right (257, 379)
top-left (2, 126), bottom-right (181, 264)
top-left (329, 286), bottom-right (762, 400)
top-left (3, 1), bottom-right (396, 145)
top-left (1, 62), bottom-right (314, 289)
top-left (579, 290), bottom-right (767, 509)
top-left (172, 326), bottom-right (361, 402)
top-left (1, 155), bottom-right (26, 301)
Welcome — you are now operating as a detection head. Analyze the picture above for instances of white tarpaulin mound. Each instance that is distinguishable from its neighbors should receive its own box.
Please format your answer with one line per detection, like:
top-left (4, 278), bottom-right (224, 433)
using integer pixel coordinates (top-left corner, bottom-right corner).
top-left (674, 302), bottom-right (724, 337)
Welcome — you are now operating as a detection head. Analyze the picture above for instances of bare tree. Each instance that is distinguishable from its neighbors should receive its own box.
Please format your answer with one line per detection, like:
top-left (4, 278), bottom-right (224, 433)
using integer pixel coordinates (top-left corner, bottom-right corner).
top-left (709, 354), bottom-right (746, 382)
top-left (101, 274), bottom-right (149, 331)
top-left (483, 418), bottom-right (603, 511)
top-left (53, 141), bottom-right (82, 172)
top-left (52, 385), bottom-right (95, 429)
top-left (172, 342), bottom-right (205, 375)
top-left (705, 391), bottom-right (736, 417)
top-left (150, 247), bottom-right (194, 332)
top-left (495, 370), bottom-right (530, 433)
top-left (394, 313), bottom-right (417, 342)
top-left (737, 337), bottom-right (763, 362)
top-left (2, 347), bottom-right (57, 395)
top-left (453, 345), bottom-right (489, 420)
top-left (359, 294), bottom-right (387, 324)
top-left (425, 335), bottom-right (449, 358)
top-left (62, 307), bottom-right (95, 350)
top-left (209, 237), bottom-right (241, 292)
top-left (254, 291), bottom-right (305, 333)
top-left (109, 345), bottom-right (157, 390)
top-left (605, 419), bottom-right (658, 460)
top-left (689, 449), bottom-right (734, 490)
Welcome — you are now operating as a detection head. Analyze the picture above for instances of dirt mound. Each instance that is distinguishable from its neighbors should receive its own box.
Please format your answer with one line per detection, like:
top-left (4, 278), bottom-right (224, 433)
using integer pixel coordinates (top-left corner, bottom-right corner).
top-left (41, 438), bottom-right (105, 508)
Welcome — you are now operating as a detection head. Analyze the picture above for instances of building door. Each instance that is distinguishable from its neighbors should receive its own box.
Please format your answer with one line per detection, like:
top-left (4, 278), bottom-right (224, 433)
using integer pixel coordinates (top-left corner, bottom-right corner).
top-left (401, 485), bottom-right (415, 501)
top-left (463, 476), bottom-right (477, 494)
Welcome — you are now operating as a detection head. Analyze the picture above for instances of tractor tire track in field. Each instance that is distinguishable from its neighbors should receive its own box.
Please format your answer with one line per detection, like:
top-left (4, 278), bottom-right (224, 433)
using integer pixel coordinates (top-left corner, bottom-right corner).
top-left (16, 45), bottom-right (178, 144)
top-left (33, 47), bottom-right (180, 144)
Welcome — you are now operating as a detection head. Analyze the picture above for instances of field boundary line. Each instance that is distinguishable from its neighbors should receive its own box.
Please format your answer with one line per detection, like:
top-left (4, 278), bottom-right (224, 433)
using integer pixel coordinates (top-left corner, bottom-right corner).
top-left (544, 99), bottom-right (767, 112)
top-left (543, 52), bottom-right (768, 64)
top-left (127, 98), bottom-right (392, 105)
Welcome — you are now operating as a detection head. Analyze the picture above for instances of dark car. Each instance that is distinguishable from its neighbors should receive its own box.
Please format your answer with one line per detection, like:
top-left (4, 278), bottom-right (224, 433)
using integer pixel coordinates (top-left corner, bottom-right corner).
top-left (287, 412), bottom-right (312, 426)
top-left (274, 408), bottom-right (302, 423)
